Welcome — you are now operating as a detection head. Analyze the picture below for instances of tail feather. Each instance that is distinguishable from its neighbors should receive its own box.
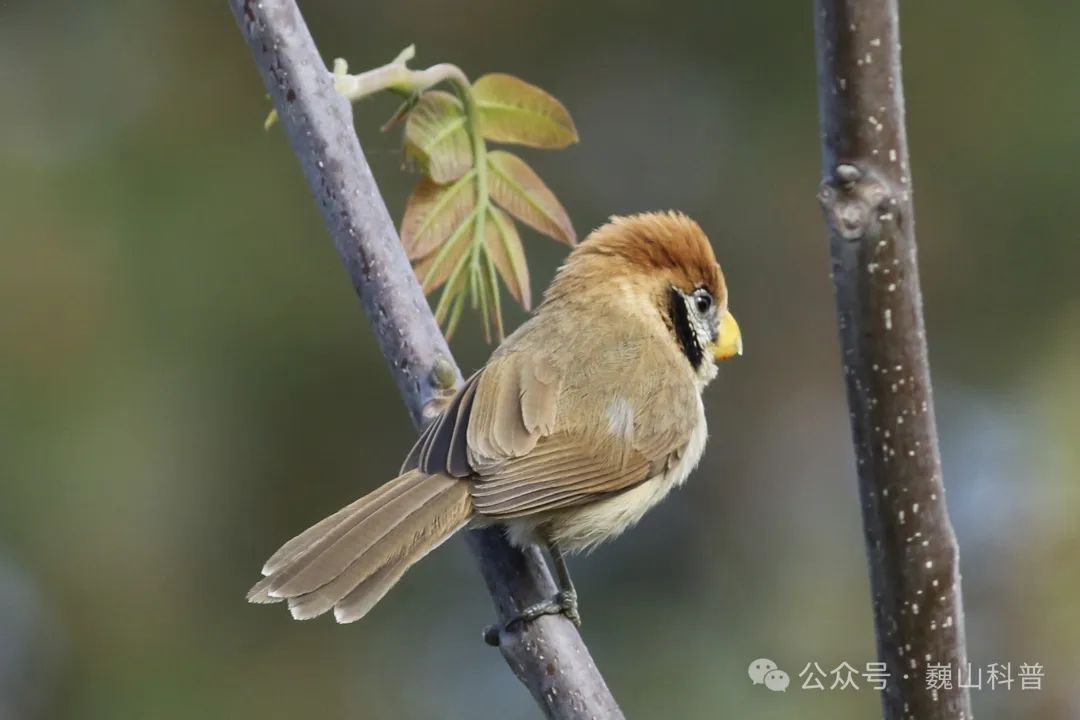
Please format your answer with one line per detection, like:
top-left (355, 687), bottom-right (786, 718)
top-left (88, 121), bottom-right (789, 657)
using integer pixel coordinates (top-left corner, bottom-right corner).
top-left (286, 484), bottom-right (470, 621)
top-left (261, 470), bottom-right (425, 575)
top-left (267, 472), bottom-right (438, 597)
top-left (331, 556), bottom-right (411, 623)
top-left (249, 470), bottom-right (473, 623)
top-left (329, 492), bottom-right (467, 623)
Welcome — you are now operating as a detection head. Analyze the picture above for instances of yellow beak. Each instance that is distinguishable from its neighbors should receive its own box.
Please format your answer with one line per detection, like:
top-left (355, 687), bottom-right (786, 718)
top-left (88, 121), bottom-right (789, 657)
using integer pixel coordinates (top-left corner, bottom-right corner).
top-left (713, 312), bottom-right (743, 361)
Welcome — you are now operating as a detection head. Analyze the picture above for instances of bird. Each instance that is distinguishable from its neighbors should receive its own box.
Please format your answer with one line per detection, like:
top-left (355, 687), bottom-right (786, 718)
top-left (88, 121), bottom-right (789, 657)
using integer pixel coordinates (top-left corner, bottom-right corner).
top-left (247, 211), bottom-right (742, 633)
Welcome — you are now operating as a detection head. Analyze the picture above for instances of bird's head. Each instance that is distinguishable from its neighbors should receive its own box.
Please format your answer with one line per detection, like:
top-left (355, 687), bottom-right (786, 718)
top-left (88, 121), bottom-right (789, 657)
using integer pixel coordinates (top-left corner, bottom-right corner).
top-left (542, 211), bottom-right (742, 379)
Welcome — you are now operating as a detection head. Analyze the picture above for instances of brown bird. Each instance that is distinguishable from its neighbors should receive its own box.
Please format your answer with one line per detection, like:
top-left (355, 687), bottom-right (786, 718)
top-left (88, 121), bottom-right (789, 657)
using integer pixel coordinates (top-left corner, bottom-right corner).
top-left (248, 211), bottom-right (742, 631)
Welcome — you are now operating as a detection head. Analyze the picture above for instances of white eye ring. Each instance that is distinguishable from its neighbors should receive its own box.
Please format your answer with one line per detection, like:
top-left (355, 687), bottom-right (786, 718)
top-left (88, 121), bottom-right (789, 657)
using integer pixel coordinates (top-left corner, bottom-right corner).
top-left (692, 289), bottom-right (713, 315)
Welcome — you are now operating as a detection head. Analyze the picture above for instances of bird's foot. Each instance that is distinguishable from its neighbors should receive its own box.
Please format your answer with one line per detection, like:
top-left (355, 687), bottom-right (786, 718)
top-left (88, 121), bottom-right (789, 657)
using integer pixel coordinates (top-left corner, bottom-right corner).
top-left (483, 590), bottom-right (580, 646)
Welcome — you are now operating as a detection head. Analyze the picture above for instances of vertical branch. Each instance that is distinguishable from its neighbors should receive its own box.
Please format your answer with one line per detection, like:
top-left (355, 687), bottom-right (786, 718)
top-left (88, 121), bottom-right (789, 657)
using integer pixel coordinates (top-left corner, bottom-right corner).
top-left (813, 2), bottom-right (972, 719)
top-left (228, 1), bottom-right (623, 718)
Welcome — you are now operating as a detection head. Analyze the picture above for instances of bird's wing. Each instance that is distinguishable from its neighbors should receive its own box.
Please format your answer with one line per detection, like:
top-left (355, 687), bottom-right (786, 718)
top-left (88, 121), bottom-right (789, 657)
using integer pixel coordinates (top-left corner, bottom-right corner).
top-left (403, 319), bottom-right (699, 518)
top-left (465, 349), bottom-right (562, 466)
top-left (402, 346), bottom-right (560, 479)
top-left (401, 370), bottom-right (483, 478)
top-left (467, 431), bottom-right (657, 518)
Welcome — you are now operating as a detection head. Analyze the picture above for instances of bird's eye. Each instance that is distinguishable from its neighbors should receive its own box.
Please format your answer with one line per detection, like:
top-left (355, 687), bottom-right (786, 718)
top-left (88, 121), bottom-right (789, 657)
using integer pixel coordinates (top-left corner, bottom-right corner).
top-left (692, 289), bottom-right (713, 314)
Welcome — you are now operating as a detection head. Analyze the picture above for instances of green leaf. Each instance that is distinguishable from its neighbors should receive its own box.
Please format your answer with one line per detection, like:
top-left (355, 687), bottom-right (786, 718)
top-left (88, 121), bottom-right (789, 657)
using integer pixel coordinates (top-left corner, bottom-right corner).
top-left (444, 289), bottom-right (467, 339)
top-left (404, 90), bottom-right (472, 182)
top-left (413, 215), bottom-right (475, 294)
top-left (487, 151), bottom-right (576, 245)
top-left (485, 207), bottom-right (531, 310)
top-left (433, 246), bottom-right (472, 327)
top-left (400, 172), bottom-right (477, 259)
top-left (473, 256), bottom-right (492, 343)
top-left (473, 74), bottom-right (578, 149)
top-left (483, 246), bottom-right (504, 340)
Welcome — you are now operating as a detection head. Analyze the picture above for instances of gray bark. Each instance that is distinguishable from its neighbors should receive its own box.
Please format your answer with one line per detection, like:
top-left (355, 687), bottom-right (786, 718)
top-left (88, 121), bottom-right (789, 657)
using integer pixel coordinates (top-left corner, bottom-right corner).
top-left (228, 1), bottom-right (624, 717)
top-left (813, 2), bottom-right (973, 718)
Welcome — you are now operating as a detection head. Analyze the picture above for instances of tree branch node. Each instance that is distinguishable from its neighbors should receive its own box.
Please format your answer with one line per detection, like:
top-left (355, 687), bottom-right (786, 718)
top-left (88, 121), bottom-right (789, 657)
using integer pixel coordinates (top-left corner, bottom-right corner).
top-left (819, 165), bottom-right (898, 242)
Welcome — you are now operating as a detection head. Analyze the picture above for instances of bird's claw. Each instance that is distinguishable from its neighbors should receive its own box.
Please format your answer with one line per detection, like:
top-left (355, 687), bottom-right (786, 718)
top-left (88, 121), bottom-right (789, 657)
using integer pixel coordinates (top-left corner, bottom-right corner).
top-left (483, 590), bottom-right (580, 647)
top-left (556, 590), bottom-right (581, 627)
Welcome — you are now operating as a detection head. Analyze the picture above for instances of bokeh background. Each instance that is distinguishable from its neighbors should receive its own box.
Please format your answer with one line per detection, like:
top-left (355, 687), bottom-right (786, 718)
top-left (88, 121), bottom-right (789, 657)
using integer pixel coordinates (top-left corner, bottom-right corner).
top-left (1, 2), bottom-right (1077, 718)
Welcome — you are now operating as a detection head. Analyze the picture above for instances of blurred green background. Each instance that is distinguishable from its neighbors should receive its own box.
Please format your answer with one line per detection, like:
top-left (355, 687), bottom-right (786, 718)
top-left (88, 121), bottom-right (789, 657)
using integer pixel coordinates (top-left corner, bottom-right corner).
top-left (1, 2), bottom-right (1077, 718)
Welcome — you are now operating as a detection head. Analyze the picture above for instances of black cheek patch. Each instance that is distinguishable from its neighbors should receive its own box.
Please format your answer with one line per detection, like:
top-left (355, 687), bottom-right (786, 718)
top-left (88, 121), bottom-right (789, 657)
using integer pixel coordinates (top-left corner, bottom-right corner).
top-left (669, 288), bottom-right (703, 369)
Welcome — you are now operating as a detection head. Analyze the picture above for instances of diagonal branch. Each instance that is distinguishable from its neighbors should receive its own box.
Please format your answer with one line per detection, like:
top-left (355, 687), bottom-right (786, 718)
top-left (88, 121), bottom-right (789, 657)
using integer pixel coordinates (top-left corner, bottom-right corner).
top-left (228, 1), bottom-right (623, 718)
top-left (813, 2), bottom-right (972, 718)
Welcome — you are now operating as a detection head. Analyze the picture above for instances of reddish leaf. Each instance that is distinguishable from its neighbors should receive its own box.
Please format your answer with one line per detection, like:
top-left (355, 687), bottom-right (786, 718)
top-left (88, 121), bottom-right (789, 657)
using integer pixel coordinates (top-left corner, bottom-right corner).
top-left (400, 174), bottom-right (477, 259)
top-left (487, 151), bottom-right (576, 245)
top-left (412, 218), bottom-right (474, 295)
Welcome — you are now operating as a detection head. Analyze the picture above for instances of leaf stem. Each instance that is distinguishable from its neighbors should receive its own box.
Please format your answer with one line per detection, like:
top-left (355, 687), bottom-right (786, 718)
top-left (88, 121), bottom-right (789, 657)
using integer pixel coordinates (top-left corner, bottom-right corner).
top-left (266, 47), bottom-right (473, 129)
top-left (332, 52), bottom-right (471, 103)
top-left (450, 65), bottom-right (495, 335)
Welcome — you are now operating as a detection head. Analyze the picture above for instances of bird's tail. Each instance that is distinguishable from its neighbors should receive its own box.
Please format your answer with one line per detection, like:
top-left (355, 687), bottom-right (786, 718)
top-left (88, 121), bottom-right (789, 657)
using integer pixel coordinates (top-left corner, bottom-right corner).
top-left (247, 470), bottom-right (473, 623)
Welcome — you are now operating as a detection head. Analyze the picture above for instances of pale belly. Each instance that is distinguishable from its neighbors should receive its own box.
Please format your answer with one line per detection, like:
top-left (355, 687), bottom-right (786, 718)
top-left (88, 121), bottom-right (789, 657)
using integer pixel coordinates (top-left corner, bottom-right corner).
top-left (502, 410), bottom-right (708, 552)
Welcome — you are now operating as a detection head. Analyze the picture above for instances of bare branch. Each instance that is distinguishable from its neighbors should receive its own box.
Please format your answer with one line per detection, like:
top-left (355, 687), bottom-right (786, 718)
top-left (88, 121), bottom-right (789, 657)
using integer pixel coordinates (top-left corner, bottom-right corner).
top-left (227, 1), bottom-right (623, 717)
top-left (813, 2), bottom-right (972, 718)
